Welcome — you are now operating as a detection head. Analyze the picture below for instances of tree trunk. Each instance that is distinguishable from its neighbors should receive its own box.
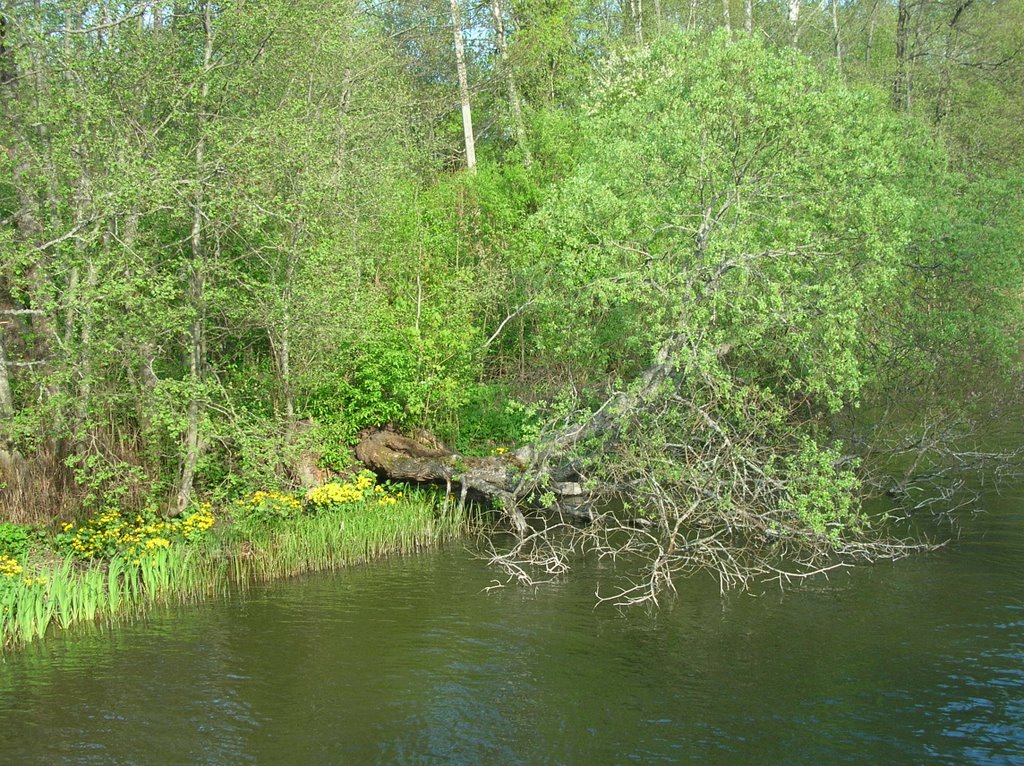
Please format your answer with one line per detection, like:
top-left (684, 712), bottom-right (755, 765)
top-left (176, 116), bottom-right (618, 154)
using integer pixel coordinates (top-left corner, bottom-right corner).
top-left (628, 0), bottom-right (643, 45)
top-left (490, 0), bottom-right (531, 167)
top-left (788, 0), bottom-right (801, 45)
top-left (65, 175), bottom-right (98, 439)
top-left (831, 0), bottom-right (843, 76)
top-left (0, 333), bottom-right (14, 420)
top-left (276, 315), bottom-right (295, 429)
top-left (745, 0), bottom-right (753, 35)
top-left (173, 0), bottom-right (213, 517)
top-left (449, 0), bottom-right (476, 173)
top-left (865, 0), bottom-right (877, 64)
top-left (893, 0), bottom-right (910, 109)
top-left (73, 256), bottom-right (97, 434)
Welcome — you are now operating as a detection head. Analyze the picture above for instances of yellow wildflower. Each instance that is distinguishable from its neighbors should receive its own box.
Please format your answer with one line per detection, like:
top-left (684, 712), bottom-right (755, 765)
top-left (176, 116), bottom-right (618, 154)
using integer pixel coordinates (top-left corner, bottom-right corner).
top-left (0, 555), bottom-right (23, 578)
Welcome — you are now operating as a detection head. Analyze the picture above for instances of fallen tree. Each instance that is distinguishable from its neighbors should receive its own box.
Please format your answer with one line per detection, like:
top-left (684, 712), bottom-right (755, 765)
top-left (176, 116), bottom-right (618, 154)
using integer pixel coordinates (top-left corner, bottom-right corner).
top-left (356, 333), bottom-right (938, 604)
top-left (355, 336), bottom-right (681, 535)
top-left (356, 33), bottom-right (1020, 603)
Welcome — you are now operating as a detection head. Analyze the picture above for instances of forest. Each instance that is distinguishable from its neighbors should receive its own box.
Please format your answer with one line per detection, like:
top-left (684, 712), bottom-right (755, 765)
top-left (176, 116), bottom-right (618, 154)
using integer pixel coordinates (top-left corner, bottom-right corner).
top-left (1, 0), bottom-right (1023, 616)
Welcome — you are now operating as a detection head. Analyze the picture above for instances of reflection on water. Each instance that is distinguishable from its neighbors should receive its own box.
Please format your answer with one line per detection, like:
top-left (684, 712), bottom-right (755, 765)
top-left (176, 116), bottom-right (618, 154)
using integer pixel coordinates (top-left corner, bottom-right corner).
top-left (1, 489), bottom-right (1022, 765)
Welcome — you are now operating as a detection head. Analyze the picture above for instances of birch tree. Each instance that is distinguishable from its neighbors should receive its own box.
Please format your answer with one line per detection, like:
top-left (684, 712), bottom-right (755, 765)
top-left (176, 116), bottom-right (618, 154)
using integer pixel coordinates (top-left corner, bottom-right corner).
top-left (788, 0), bottom-right (801, 44)
top-left (490, 0), bottom-right (532, 166)
top-left (449, 0), bottom-right (476, 172)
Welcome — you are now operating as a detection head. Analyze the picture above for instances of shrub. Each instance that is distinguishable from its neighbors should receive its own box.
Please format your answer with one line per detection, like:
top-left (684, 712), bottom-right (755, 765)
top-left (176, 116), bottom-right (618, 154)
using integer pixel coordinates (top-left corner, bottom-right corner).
top-left (0, 522), bottom-right (40, 559)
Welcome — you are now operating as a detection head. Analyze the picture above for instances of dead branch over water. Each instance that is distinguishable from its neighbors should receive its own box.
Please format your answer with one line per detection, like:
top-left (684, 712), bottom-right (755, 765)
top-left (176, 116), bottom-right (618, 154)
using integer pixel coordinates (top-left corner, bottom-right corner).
top-left (356, 351), bottom-right (955, 606)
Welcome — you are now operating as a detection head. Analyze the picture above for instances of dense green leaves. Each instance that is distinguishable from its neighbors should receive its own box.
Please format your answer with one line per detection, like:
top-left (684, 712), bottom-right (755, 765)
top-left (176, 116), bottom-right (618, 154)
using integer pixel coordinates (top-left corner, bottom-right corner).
top-left (533, 34), bottom-right (924, 405)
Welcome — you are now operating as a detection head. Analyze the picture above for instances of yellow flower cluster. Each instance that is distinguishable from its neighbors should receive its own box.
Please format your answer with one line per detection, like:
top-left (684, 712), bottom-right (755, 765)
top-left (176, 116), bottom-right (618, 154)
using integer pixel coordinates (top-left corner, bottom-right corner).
top-left (231, 490), bottom-right (303, 525)
top-left (240, 491), bottom-right (302, 514)
top-left (0, 554), bottom-right (23, 579)
top-left (180, 503), bottom-right (215, 541)
top-left (248, 490), bottom-right (302, 509)
top-left (306, 471), bottom-right (376, 508)
top-left (307, 472), bottom-right (404, 509)
top-left (60, 504), bottom-right (216, 560)
top-left (1, 555), bottom-right (46, 589)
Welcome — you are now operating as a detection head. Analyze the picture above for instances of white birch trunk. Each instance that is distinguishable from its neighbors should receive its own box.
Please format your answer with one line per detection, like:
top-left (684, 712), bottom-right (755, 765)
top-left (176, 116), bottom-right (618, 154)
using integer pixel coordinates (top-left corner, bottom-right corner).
top-left (831, 0), bottom-right (843, 74)
top-left (0, 334), bottom-right (13, 419)
top-left (788, 0), bottom-right (801, 44)
top-left (449, 0), bottom-right (476, 173)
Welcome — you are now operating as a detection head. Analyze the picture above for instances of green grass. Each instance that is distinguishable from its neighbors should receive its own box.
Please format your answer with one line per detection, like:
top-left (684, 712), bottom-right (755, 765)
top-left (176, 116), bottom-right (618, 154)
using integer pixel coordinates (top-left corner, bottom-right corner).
top-left (1, 491), bottom-right (467, 651)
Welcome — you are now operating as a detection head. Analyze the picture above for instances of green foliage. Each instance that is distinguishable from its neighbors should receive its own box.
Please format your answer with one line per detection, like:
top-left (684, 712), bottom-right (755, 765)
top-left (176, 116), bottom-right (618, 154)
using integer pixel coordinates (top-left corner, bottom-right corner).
top-left (301, 418), bottom-right (356, 475)
top-left (0, 523), bottom-right (41, 560)
top-left (530, 32), bottom-right (935, 411)
top-left (894, 172), bottom-right (1024, 382)
top-left (341, 331), bottom-right (431, 427)
top-left (63, 453), bottom-right (152, 512)
top-left (779, 441), bottom-right (865, 543)
top-left (453, 384), bottom-right (541, 452)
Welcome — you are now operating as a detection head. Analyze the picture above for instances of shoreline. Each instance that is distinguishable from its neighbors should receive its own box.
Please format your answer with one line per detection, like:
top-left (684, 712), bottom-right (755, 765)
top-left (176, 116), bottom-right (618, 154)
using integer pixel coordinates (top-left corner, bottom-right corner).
top-left (1, 491), bottom-right (467, 652)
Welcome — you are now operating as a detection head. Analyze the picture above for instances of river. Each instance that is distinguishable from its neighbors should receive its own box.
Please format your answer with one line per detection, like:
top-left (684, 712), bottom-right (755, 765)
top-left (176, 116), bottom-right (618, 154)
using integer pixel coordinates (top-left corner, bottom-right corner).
top-left (1, 484), bottom-right (1022, 764)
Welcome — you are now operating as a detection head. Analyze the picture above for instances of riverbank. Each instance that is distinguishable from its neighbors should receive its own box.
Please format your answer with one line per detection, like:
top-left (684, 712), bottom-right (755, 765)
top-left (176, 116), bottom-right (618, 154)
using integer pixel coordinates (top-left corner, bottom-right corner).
top-left (0, 478), bottom-right (467, 650)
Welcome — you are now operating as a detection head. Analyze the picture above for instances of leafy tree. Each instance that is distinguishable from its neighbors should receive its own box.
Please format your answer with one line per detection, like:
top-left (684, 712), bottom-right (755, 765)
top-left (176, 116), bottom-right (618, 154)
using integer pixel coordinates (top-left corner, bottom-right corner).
top-left (375, 32), bottom-right (1022, 602)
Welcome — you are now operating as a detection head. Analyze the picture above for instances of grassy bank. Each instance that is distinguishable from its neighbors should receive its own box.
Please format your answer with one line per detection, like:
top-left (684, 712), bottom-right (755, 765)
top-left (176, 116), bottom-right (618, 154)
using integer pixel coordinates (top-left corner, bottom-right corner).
top-left (0, 479), bottom-right (467, 650)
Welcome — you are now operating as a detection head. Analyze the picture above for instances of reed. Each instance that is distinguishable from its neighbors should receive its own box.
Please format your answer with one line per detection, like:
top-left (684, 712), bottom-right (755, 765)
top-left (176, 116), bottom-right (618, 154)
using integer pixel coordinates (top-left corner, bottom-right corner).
top-left (225, 490), bottom-right (467, 583)
top-left (1, 490), bottom-right (468, 650)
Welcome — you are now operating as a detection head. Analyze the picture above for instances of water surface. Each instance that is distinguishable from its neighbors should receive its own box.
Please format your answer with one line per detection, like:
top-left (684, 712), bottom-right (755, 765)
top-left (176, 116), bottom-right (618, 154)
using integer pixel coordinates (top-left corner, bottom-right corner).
top-left (1, 490), bottom-right (1022, 764)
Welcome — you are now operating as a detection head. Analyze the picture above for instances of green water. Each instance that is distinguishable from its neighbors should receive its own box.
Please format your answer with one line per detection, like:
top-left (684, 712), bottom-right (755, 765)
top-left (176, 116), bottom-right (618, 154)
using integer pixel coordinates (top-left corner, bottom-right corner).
top-left (1, 491), bottom-right (1022, 764)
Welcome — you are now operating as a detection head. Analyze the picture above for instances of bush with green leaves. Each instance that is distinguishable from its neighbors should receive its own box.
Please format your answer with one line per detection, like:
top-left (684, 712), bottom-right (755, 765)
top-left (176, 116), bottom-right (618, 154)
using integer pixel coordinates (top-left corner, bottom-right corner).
top-left (0, 522), bottom-right (40, 560)
top-left (453, 385), bottom-right (541, 453)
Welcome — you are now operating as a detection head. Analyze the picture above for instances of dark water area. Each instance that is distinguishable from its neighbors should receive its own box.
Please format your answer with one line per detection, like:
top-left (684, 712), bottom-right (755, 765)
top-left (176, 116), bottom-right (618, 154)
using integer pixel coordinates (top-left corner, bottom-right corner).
top-left (2, 485), bottom-right (1023, 763)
